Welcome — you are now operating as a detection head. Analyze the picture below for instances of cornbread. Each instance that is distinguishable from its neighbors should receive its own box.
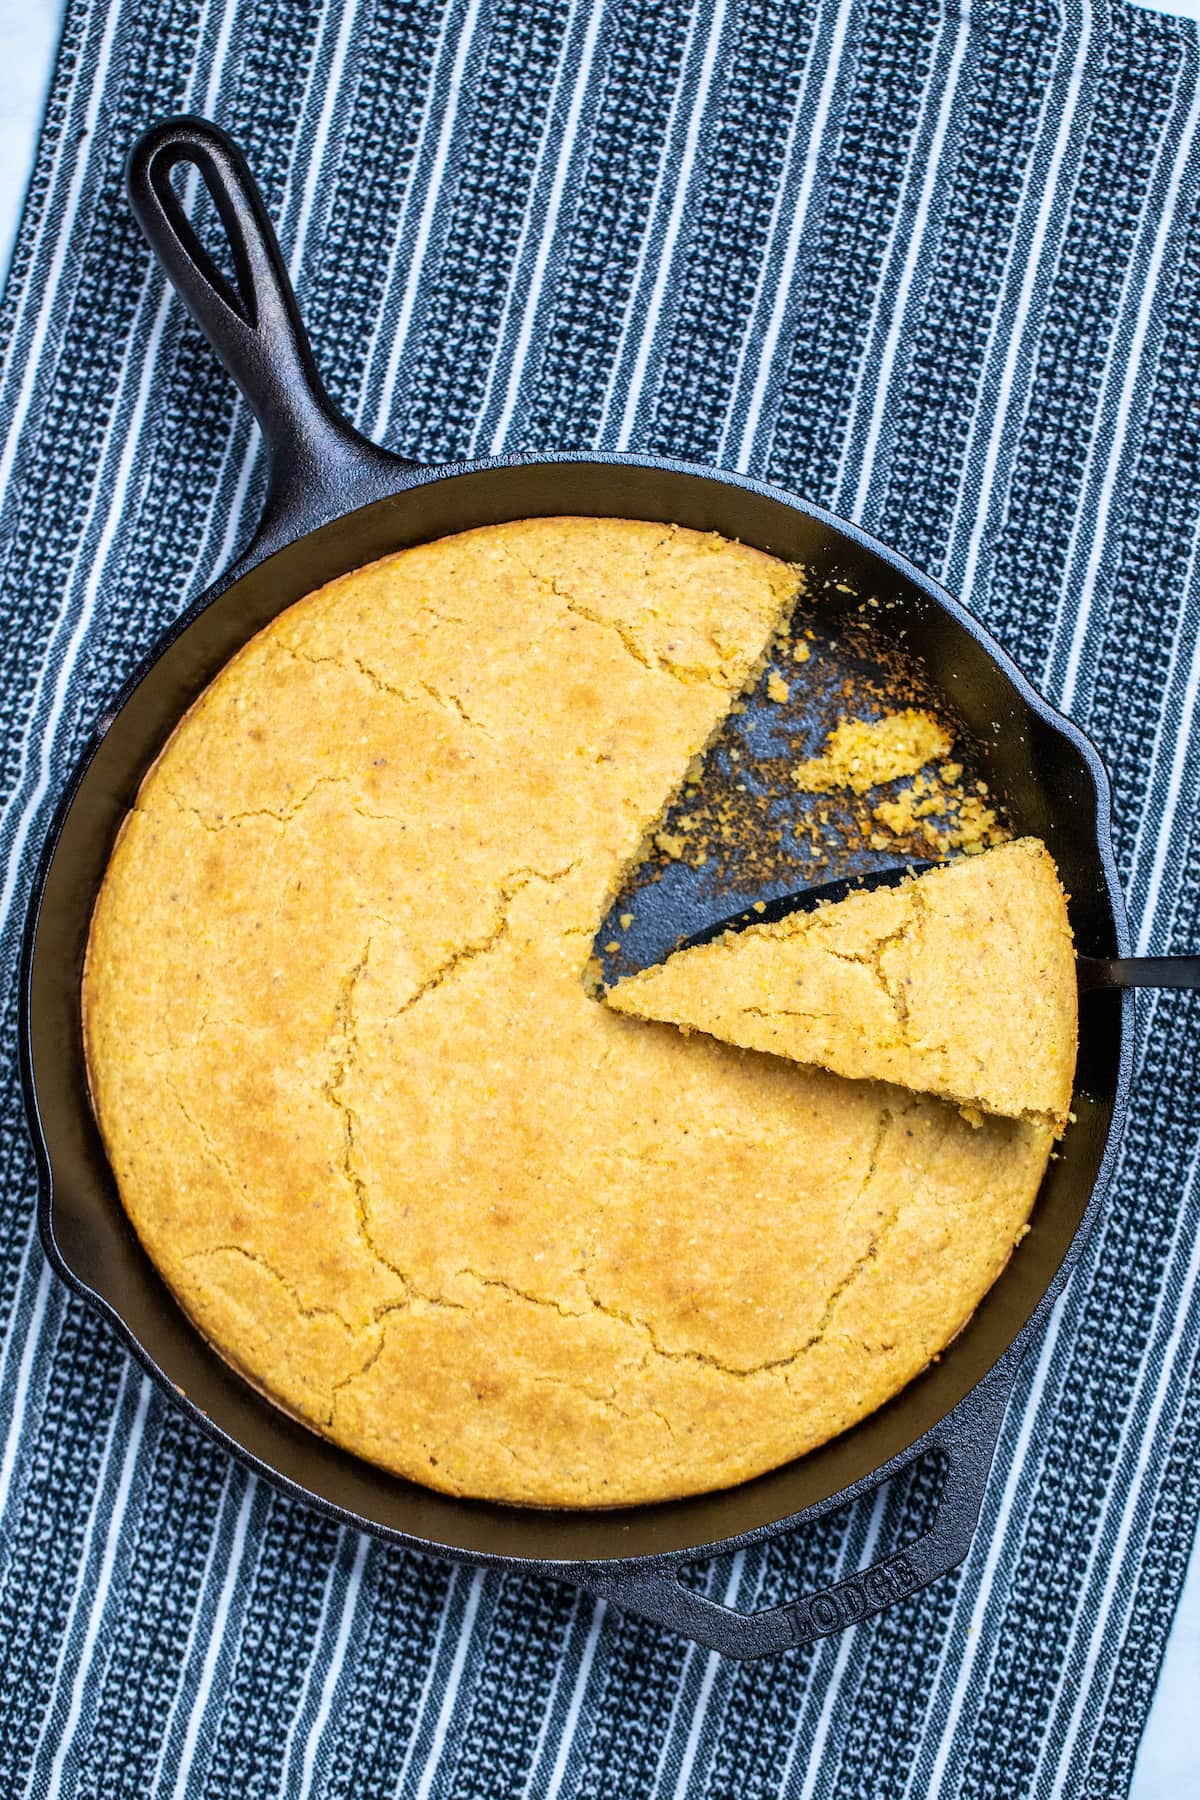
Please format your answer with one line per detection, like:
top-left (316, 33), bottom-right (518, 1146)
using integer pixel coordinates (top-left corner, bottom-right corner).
top-left (606, 840), bottom-right (1077, 1130)
top-left (84, 518), bottom-right (1056, 1508)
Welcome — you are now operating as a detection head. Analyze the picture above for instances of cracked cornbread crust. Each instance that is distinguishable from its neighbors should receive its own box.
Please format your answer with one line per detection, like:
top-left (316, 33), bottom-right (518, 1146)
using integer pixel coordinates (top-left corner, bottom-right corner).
top-left (606, 839), bottom-right (1078, 1132)
top-left (84, 517), bottom-right (1053, 1507)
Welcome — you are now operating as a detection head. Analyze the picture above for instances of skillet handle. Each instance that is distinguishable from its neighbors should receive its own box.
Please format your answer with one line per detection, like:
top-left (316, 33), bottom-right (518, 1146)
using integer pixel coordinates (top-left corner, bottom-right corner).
top-left (571, 1358), bottom-right (1016, 1659)
top-left (126, 116), bottom-right (408, 541)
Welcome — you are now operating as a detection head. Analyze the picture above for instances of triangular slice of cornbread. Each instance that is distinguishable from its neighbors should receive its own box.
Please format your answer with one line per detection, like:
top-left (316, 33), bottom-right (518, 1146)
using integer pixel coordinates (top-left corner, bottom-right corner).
top-left (605, 838), bottom-right (1077, 1128)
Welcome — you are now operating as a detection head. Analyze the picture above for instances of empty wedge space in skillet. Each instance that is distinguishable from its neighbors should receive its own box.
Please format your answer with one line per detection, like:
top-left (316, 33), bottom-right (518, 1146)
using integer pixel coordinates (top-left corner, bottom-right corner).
top-left (604, 838), bottom-right (1078, 1130)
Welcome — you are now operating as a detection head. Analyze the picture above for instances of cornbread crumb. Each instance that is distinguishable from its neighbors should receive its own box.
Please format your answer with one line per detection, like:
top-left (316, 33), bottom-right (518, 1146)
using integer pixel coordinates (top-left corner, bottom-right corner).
top-left (874, 773), bottom-right (1004, 854)
top-left (767, 670), bottom-right (790, 703)
top-left (793, 709), bottom-right (952, 794)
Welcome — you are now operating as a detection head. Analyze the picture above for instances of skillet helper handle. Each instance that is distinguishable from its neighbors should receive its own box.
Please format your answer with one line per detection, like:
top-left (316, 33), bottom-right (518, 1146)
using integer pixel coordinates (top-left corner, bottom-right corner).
top-left (126, 116), bottom-right (404, 532)
top-left (573, 1359), bottom-right (1015, 1659)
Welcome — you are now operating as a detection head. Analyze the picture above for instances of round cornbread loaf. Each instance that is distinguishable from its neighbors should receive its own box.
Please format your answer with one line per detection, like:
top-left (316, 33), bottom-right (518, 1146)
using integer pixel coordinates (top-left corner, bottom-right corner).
top-left (83, 518), bottom-right (1054, 1507)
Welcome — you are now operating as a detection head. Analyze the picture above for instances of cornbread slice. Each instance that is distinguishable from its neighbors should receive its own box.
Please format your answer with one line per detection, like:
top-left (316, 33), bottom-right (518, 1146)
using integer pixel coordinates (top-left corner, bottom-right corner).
top-left (84, 518), bottom-right (1056, 1508)
top-left (606, 838), bottom-right (1077, 1129)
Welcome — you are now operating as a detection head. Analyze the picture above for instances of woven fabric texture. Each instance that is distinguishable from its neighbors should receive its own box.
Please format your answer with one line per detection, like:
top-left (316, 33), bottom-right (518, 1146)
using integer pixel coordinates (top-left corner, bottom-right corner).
top-left (2, 0), bottom-right (1199, 1794)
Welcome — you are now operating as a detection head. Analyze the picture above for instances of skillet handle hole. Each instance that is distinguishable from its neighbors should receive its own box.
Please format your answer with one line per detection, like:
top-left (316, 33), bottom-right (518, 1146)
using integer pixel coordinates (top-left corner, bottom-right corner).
top-left (158, 155), bottom-right (257, 330)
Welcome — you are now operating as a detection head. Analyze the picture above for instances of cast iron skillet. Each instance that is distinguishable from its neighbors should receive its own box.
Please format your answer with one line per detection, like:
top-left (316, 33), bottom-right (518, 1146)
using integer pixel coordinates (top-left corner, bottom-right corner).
top-left (18, 117), bottom-right (1191, 1659)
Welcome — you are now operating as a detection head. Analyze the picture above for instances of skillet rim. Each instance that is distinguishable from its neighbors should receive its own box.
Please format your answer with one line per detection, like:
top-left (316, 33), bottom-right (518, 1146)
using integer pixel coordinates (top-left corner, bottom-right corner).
top-left (19, 447), bottom-right (1135, 1577)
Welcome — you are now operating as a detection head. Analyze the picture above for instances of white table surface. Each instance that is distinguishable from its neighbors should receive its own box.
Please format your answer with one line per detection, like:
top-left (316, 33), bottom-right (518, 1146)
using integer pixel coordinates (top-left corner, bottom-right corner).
top-left (0, 3), bottom-right (1196, 1795)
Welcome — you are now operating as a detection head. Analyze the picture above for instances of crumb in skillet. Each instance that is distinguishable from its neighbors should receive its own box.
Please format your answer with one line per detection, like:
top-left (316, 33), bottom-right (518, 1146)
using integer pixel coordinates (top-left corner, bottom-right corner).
top-left (873, 770), bottom-right (1005, 855)
top-left (792, 709), bottom-right (952, 795)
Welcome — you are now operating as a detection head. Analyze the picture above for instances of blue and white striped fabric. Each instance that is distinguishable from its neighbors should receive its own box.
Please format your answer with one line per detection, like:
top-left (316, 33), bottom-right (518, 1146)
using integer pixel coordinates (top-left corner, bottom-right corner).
top-left (1, 0), bottom-right (1198, 1793)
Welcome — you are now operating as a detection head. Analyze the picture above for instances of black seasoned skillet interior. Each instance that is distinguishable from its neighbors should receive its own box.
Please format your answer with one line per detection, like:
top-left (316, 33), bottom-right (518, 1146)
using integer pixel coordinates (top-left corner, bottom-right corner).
top-left (19, 117), bottom-right (1136, 1657)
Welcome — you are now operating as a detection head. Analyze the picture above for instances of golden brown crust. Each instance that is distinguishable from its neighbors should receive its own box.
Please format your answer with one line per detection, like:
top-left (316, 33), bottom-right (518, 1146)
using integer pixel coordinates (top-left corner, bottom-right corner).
top-left (84, 517), bottom-right (1054, 1507)
top-left (606, 839), bottom-right (1078, 1130)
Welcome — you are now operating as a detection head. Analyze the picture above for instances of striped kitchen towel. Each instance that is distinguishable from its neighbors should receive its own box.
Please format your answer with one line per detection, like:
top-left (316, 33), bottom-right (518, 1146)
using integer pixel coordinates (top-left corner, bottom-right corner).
top-left (2, 0), bottom-right (1199, 1794)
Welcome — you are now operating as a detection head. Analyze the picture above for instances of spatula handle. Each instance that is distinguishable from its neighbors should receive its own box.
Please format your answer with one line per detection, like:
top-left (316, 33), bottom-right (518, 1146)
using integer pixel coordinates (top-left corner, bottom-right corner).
top-left (1078, 955), bottom-right (1200, 991)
